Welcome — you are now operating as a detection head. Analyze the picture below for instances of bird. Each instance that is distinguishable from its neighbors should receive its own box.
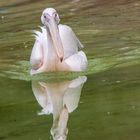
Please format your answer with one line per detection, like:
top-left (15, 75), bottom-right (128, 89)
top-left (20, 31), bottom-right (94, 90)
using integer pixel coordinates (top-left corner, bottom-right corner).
top-left (30, 8), bottom-right (87, 75)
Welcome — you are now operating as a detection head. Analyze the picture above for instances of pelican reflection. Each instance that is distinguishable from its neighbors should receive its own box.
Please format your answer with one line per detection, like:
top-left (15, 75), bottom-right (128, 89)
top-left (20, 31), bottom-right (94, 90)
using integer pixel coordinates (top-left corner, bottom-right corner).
top-left (31, 76), bottom-right (87, 140)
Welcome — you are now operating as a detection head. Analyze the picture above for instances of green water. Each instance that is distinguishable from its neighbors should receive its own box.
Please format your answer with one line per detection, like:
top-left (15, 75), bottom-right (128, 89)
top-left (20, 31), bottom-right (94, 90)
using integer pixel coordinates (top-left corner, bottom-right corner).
top-left (0, 0), bottom-right (140, 139)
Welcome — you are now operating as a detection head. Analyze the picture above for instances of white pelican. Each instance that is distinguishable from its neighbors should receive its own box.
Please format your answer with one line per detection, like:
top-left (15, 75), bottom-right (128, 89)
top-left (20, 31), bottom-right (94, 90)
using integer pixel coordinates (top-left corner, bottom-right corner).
top-left (30, 8), bottom-right (87, 75)
top-left (31, 76), bottom-right (87, 140)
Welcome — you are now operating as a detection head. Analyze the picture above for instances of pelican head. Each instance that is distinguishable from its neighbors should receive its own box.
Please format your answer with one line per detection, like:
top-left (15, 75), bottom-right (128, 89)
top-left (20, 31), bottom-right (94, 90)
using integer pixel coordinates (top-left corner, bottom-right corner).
top-left (41, 8), bottom-right (64, 62)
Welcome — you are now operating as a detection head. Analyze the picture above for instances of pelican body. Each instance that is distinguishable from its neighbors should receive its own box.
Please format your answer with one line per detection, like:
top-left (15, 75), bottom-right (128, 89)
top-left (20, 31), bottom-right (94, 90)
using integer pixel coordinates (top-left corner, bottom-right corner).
top-left (30, 8), bottom-right (87, 75)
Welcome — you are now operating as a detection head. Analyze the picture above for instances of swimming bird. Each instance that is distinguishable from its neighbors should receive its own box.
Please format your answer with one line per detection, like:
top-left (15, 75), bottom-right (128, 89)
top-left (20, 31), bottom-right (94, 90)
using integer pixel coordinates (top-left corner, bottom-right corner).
top-left (30, 8), bottom-right (87, 75)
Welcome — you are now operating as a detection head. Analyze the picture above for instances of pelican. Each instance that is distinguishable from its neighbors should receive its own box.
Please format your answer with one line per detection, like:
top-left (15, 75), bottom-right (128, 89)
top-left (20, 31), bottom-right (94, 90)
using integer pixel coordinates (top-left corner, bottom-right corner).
top-left (30, 8), bottom-right (87, 75)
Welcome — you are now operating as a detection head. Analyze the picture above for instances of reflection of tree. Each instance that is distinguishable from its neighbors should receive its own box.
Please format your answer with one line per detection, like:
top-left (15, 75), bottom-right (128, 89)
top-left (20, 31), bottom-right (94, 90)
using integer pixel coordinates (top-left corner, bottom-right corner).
top-left (32, 76), bottom-right (87, 140)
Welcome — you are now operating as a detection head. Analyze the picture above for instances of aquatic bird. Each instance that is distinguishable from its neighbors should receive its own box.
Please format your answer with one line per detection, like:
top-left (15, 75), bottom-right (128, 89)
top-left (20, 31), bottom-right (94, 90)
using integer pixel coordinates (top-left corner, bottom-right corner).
top-left (30, 8), bottom-right (87, 75)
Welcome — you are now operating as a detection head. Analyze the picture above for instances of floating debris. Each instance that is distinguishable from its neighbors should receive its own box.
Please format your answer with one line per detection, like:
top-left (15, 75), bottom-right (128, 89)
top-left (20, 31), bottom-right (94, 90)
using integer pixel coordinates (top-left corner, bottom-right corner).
top-left (131, 105), bottom-right (136, 109)
top-left (107, 112), bottom-right (111, 115)
top-left (116, 80), bottom-right (121, 83)
top-left (24, 45), bottom-right (28, 48)
top-left (70, 8), bottom-right (77, 12)
top-left (71, 0), bottom-right (80, 3)
top-left (133, 3), bottom-right (140, 6)
top-left (1, 15), bottom-right (5, 19)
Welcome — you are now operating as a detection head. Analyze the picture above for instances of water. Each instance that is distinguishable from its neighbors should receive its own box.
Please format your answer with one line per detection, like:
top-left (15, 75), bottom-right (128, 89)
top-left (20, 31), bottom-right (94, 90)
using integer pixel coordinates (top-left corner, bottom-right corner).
top-left (0, 0), bottom-right (140, 139)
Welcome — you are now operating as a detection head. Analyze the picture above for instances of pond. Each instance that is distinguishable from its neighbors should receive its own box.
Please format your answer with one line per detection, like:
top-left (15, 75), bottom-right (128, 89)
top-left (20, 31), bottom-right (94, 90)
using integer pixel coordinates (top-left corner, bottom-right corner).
top-left (0, 0), bottom-right (140, 140)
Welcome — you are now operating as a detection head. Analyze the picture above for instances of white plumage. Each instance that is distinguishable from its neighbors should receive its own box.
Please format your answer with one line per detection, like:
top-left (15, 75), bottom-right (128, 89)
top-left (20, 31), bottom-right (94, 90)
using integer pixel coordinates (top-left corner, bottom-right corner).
top-left (30, 8), bottom-right (87, 75)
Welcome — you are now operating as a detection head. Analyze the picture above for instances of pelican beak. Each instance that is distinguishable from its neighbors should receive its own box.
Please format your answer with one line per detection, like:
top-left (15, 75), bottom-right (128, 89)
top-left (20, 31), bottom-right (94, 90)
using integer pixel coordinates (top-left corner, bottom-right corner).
top-left (48, 17), bottom-right (64, 62)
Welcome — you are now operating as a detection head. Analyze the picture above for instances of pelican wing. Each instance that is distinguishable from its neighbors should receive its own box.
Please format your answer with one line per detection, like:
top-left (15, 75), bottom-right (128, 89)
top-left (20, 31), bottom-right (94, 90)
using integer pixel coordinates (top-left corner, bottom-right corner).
top-left (59, 24), bottom-right (84, 59)
top-left (30, 29), bottom-right (45, 71)
top-left (65, 51), bottom-right (88, 71)
top-left (30, 40), bottom-right (43, 70)
top-left (30, 27), bottom-right (49, 74)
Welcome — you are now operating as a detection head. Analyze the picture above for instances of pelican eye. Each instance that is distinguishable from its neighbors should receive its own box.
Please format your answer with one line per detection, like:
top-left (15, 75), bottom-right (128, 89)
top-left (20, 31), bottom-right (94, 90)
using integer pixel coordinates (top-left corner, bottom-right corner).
top-left (54, 13), bottom-right (57, 17)
top-left (53, 13), bottom-right (59, 23)
top-left (44, 14), bottom-right (50, 22)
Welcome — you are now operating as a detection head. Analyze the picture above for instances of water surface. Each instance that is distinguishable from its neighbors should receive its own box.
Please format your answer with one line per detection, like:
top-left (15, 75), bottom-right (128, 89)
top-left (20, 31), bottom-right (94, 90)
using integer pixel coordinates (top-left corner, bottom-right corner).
top-left (0, 0), bottom-right (140, 140)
